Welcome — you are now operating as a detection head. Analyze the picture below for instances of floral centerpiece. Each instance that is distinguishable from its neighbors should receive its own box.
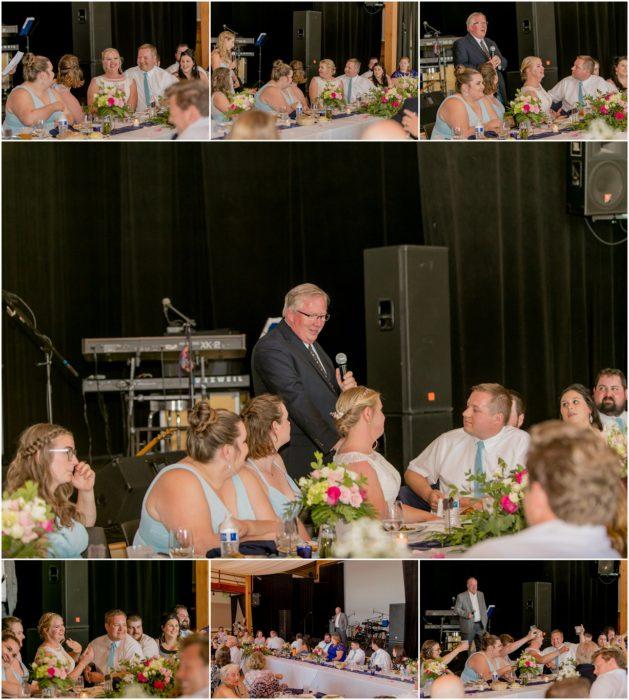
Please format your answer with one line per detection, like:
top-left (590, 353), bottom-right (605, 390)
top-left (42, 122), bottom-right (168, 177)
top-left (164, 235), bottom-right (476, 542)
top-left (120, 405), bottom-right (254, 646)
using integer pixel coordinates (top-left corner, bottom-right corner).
top-left (225, 90), bottom-right (256, 119)
top-left (332, 517), bottom-right (409, 558)
top-left (576, 91), bottom-right (627, 133)
top-left (436, 459), bottom-right (527, 549)
top-left (3, 481), bottom-right (56, 558)
top-left (292, 452), bottom-right (377, 530)
top-left (605, 424), bottom-right (627, 478)
top-left (421, 659), bottom-right (447, 684)
top-left (506, 90), bottom-right (545, 126)
top-left (393, 76), bottom-right (419, 100)
top-left (319, 82), bottom-right (344, 111)
top-left (516, 653), bottom-right (541, 683)
top-left (308, 651), bottom-right (328, 665)
top-left (556, 658), bottom-right (579, 681)
top-left (114, 656), bottom-right (179, 698)
top-left (31, 654), bottom-right (75, 695)
top-left (92, 85), bottom-right (129, 120)
top-left (405, 658), bottom-right (418, 677)
top-left (361, 87), bottom-right (405, 118)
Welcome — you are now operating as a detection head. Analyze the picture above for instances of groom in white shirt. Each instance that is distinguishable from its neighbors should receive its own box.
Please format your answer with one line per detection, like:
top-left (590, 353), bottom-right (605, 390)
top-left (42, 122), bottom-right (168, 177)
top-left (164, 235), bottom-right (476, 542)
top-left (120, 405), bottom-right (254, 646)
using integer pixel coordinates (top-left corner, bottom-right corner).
top-left (542, 629), bottom-right (577, 669)
top-left (338, 59), bottom-right (373, 103)
top-left (85, 610), bottom-right (144, 683)
top-left (125, 44), bottom-right (177, 112)
top-left (548, 56), bottom-right (616, 113)
top-left (403, 383), bottom-right (530, 509)
top-left (593, 368), bottom-right (627, 432)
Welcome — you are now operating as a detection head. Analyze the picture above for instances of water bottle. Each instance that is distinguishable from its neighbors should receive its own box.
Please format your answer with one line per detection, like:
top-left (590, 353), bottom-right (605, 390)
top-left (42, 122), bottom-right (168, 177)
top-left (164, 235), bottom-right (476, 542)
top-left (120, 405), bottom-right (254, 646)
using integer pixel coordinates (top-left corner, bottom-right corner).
top-left (57, 116), bottom-right (68, 135)
top-left (449, 497), bottom-right (461, 528)
top-left (219, 513), bottom-right (240, 557)
top-left (474, 124), bottom-right (484, 139)
top-left (295, 103), bottom-right (302, 119)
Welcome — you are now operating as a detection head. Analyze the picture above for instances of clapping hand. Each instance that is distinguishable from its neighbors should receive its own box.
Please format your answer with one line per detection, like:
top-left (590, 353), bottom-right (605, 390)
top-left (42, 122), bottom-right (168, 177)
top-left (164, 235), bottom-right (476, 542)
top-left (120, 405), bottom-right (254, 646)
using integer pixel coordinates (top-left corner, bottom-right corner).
top-left (71, 462), bottom-right (95, 491)
top-left (335, 368), bottom-right (357, 391)
top-left (65, 638), bottom-right (82, 655)
top-left (401, 109), bottom-right (418, 139)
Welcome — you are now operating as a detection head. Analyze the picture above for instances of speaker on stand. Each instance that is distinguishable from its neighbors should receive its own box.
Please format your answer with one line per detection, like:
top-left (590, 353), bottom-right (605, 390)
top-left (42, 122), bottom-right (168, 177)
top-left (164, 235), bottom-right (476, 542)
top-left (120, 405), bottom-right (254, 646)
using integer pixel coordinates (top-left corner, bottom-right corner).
top-left (522, 582), bottom-right (552, 633)
top-left (293, 11), bottom-right (322, 83)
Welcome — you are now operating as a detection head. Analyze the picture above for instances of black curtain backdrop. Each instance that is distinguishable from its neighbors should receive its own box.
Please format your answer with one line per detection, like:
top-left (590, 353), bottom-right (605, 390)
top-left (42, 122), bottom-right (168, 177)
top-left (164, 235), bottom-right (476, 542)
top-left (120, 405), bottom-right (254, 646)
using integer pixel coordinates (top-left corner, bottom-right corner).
top-left (2, 143), bottom-right (626, 461)
top-left (403, 561), bottom-right (418, 658)
top-left (420, 561), bottom-right (620, 647)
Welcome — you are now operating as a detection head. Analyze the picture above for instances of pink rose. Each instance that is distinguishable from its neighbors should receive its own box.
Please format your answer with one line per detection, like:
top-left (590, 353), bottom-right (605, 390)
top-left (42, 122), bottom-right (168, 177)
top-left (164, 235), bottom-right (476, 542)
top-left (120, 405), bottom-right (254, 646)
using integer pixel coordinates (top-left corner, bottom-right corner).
top-left (138, 672), bottom-right (148, 683)
top-left (614, 111), bottom-right (625, 120)
top-left (47, 668), bottom-right (56, 678)
top-left (326, 486), bottom-right (341, 505)
top-left (311, 469), bottom-right (321, 479)
top-left (499, 495), bottom-right (518, 514)
top-left (393, 101), bottom-right (400, 108)
top-left (523, 103), bottom-right (531, 112)
top-left (514, 470), bottom-right (527, 484)
top-left (107, 97), bottom-right (115, 106)
top-left (600, 105), bottom-right (609, 114)
top-left (338, 486), bottom-right (352, 505)
top-left (532, 105), bottom-right (540, 113)
top-left (349, 492), bottom-right (363, 508)
top-left (359, 488), bottom-right (367, 499)
top-left (43, 520), bottom-right (54, 532)
top-left (153, 680), bottom-right (165, 690)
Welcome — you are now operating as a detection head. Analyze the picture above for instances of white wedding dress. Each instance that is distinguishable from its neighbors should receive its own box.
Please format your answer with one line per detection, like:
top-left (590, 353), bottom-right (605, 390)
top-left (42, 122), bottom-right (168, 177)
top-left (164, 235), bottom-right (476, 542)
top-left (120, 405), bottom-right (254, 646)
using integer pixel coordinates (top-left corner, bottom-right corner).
top-left (522, 84), bottom-right (553, 114)
top-left (310, 76), bottom-right (342, 99)
top-left (334, 450), bottom-right (401, 504)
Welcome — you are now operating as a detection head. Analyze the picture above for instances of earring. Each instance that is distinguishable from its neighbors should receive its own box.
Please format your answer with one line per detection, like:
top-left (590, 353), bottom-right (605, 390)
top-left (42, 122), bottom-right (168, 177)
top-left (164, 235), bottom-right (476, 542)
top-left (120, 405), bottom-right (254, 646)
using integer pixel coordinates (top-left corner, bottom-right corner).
top-left (227, 463), bottom-right (233, 472)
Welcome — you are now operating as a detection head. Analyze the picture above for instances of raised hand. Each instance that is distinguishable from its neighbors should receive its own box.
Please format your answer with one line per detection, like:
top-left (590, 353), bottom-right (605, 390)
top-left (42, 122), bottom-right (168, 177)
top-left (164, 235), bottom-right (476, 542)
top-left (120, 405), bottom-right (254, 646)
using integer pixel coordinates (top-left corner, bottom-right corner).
top-left (71, 462), bottom-right (95, 491)
top-left (65, 638), bottom-right (82, 654)
top-left (335, 368), bottom-right (358, 391)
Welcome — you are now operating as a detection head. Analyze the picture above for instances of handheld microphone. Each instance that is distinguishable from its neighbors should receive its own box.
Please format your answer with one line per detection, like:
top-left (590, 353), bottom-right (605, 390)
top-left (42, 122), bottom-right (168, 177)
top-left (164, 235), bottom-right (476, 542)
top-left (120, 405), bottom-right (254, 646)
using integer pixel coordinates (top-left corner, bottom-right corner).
top-left (490, 46), bottom-right (496, 58)
top-left (335, 352), bottom-right (348, 379)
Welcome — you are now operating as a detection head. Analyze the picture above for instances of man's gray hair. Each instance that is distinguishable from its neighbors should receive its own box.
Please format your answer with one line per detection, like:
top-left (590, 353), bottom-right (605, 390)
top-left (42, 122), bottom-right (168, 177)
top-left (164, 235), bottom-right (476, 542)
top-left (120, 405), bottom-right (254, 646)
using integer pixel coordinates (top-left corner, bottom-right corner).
top-left (466, 12), bottom-right (487, 27)
top-left (220, 664), bottom-right (240, 681)
top-left (282, 283), bottom-right (330, 316)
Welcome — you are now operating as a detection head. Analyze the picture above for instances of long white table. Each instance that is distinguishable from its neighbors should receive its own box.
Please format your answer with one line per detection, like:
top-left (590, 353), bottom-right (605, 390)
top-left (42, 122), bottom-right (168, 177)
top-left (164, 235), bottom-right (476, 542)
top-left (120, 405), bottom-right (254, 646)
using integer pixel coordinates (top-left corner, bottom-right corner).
top-left (265, 656), bottom-right (417, 698)
top-left (422, 681), bottom-right (551, 698)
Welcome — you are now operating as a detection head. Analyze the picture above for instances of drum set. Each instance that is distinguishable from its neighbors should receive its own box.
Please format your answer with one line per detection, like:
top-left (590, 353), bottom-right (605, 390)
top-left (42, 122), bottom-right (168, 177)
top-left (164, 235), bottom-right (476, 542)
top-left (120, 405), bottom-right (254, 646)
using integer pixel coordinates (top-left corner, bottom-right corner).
top-left (348, 612), bottom-right (390, 645)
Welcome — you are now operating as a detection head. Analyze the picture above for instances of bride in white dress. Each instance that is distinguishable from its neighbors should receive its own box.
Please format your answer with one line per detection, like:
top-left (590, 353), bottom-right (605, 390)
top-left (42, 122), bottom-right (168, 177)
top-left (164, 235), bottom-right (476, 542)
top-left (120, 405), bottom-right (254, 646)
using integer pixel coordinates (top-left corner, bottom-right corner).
top-left (520, 56), bottom-right (557, 117)
top-left (87, 47), bottom-right (138, 112)
top-left (332, 387), bottom-right (439, 523)
top-left (309, 58), bottom-right (343, 103)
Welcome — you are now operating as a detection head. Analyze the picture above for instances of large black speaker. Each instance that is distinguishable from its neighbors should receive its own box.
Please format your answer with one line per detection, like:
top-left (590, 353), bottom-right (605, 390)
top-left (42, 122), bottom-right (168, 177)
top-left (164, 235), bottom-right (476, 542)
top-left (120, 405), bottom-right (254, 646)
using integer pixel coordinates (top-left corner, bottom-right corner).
top-left (71, 3), bottom-right (112, 83)
top-left (388, 603), bottom-right (405, 650)
top-left (522, 582), bottom-right (552, 633)
top-left (515, 3), bottom-right (558, 88)
top-left (293, 11), bottom-right (322, 82)
top-left (278, 610), bottom-right (291, 641)
top-left (382, 412), bottom-right (453, 472)
top-left (567, 143), bottom-right (627, 218)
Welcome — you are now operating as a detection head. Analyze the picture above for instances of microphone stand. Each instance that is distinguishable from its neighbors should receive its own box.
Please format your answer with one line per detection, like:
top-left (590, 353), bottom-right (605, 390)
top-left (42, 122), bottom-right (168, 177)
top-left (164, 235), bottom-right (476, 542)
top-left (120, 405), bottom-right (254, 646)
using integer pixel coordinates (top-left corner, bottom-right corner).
top-left (3, 291), bottom-right (79, 423)
top-left (166, 300), bottom-right (197, 408)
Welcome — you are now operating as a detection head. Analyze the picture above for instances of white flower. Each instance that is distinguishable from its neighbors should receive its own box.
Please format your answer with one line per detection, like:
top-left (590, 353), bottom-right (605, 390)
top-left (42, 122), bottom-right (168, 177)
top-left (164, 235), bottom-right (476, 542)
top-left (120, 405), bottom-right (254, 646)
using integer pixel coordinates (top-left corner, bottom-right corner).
top-left (508, 492), bottom-right (519, 504)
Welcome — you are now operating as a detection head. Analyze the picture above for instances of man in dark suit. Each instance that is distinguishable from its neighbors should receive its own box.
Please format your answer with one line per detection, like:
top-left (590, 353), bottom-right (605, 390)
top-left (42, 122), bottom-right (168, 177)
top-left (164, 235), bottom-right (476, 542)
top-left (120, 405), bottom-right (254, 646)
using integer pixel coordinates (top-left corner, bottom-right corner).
top-left (453, 577), bottom-right (488, 653)
top-left (453, 12), bottom-right (508, 105)
top-left (252, 283), bottom-right (357, 479)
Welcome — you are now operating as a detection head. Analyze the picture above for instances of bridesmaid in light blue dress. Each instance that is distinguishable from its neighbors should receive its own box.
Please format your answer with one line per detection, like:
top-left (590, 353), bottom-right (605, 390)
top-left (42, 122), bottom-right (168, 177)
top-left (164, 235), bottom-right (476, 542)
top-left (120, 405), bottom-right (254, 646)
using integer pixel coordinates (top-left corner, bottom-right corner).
top-left (134, 402), bottom-right (281, 556)
top-left (5, 423), bottom-right (96, 559)
top-left (254, 63), bottom-right (295, 115)
top-left (211, 67), bottom-right (232, 123)
top-left (479, 63), bottom-right (506, 121)
top-left (460, 637), bottom-right (514, 683)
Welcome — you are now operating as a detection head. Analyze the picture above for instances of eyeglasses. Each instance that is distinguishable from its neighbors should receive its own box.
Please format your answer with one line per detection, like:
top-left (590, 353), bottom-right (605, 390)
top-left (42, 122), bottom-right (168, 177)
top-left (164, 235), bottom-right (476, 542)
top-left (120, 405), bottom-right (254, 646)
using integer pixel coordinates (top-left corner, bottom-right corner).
top-left (297, 310), bottom-right (330, 322)
top-left (48, 447), bottom-right (78, 461)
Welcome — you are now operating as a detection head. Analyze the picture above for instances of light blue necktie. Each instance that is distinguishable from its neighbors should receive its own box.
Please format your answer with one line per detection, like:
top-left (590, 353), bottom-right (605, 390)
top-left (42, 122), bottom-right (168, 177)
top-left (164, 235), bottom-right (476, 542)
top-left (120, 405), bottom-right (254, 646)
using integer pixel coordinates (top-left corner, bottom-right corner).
top-left (473, 441), bottom-right (485, 497)
top-left (615, 417), bottom-right (626, 432)
top-left (347, 77), bottom-right (352, 103)
top-left (107, 641), bottom-right (117, 671)
top-left (577, 81), bottom-right (584, 107)
top-left (143, 72), bottom-right (151, 108)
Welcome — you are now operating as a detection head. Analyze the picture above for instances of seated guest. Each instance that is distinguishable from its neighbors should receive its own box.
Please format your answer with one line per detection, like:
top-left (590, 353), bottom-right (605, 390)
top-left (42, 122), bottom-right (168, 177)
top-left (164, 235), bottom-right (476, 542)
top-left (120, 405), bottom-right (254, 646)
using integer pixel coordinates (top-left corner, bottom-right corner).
top-left (158, 614), bottom-right (180, 658)
top-left (431, 673), bottom-right (466, 698)
top-left (392, 56), bottom-right (418, 79)
top-left (225, 636), bottom-right (242, 665)
top-left (309, 58), bottom-right (342, 102)
top-left (212, 644), bottom-right (231, 692)
top-left (466, 421), bottom-right (621, 557)
top-left (494, 630), bottom-right (539, 677)
top-left (211, 67), bottom-right (232, 122)
top-left (126, 614), bottom-right (159, 658)
top-left (370, 63), bottom-right (392, 88)
top-left (546, 677), bottom-right (591, 697)
top-left (165, 80), bottom-right (209, 140)
top-left (1, 618), bottom-right (29, 688)
top-left (214, 663), bottom-right (247, 698)
top-left (508, 390), bottom-right (526, 429)
top-left (590, 647), bottom-right (627, 698)
top-left (521, 56), bottom-right (557, 115)
top-left (290, 60), bottom-right (307, 88)
top-left (2, 632), bottom-right (23, 697)
top-left (284, 71), bottom-right (309, 111)
top-left (5, 423), bottom-right (95, 558)
top-left (177, 49), bottom-right (209, 85)
top-left (544, 629), bottom-right (577, 669)
top-left (87, 48), bottom-right (138, 113)
top-left (608, 56), bottom-right (627, 91)
top-left (327, 633), bottom-right (347, 662)
top-left (174, 605), bottom-right (193, 638)
top-left (166, 43), bottom-right (190, 74)
top-left (290, 634), bottom-right (305, 652)
top-left (254, 62), bottom-right (297, 114)
top-left (430, 68), bottom-right (502, 139)
top-left (55, 54), bottom-right (85, 123)
top-left (3, 53), bottom-right (70, 134)
top-left (548, 56), bottom-right (616, 113)
top-left (576, 640), bottom-right (599, 684)
top-left (592, 59), bottom-right (601, 76)
top-left (593, 368), bottom-right (627, 432)
top-left (334, 387), bottom-right (438, 522)
top-left (316, 634), bottom-right (332, 654)
top-left (244, 651), bottom-right (282, 697)
top-left (603, 627), bottom-right (616, 644)
top-left (85, 610), bottom-right (143, 683)
top-left (369, 638), bottom-right (392, 670)
top-left (338, 59), bottom-right (373, 103)
top-left (525, 630), bottom-right (569, 671)
top-left (420, 639), bottom-right (469, 675)
top-left (175, 634), bottom-right (209, 698)
top-left (216, 627), bottom-right (228, 645)
top-left (392, 644), bottom-right (407, 665)
top-left (228, 109), bottom-right (279, 140)
top-left (479, 62), bottom-right (505, 120)
top-left (265, 630), bottom-right (285, 651)
top-left (211, 31), bottom-right (240, 91)
top-left (124, 44), bottom-right (177, 112)
top-left (254, 631), bottom-right (266, 647)
top-left (461, 634), bottom-right (514, 681)
top-left (404, 383), bottom-right (529, 510)
top-left (347, 640), bottom-right (366, 665)
top-left (362, 57), bottom-right (380, 79)
top-left (134, 401), bottom-right (280, 556)
top-left (560, 384), bottom-right (604, 433)
top-left (34, 613), bottom-right (93, 681)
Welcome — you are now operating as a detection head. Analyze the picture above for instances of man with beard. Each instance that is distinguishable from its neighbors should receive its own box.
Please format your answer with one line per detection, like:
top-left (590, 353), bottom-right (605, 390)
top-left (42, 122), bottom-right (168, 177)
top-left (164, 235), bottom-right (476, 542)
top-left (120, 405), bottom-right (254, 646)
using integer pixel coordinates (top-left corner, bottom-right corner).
top-left (126, 614), bottom-right (159, 658)
top-left (593, 369), bottom-right (627, 431)
top-left (174, 605), bottom-right (193, 638)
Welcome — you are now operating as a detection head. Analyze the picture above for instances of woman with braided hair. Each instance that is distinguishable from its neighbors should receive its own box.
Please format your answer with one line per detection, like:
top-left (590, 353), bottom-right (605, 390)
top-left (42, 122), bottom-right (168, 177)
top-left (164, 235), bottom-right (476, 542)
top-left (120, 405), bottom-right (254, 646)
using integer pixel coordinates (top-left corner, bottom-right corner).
top-left (134, 400), bottom-right (281, 556)
top-left (5, 423), bottom-right (96, 558)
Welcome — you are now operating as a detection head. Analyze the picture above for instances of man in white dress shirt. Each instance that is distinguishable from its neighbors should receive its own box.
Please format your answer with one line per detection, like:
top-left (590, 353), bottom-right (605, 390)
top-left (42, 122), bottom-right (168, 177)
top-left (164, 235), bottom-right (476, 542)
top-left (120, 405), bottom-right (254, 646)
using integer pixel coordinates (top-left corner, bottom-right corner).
top-left (465, 421), bottom-right (621, 558)
top-left (404, 383), bottom-right (530, 509)
top-left (369, 638), bottom-right (392, 670)
top-left (85, 610), bottom-right (144, 683)
top-left (590, 647), bottom-right (627, 698)
top-left (166, 43), bottom-right (190, 74)
top-left (265, 630), bottom-right (285, 651)
top-left (226, 635), bottom-right (242, 664)
top-left (316, 633), bottom-right (332, 654)
top-left (593, 368), bottom-right (627, 432)
top-left (346, 640), bottom-right (366, 665)
top-left (339, 59), bottom-right (373, 103)
top-left (165, 81), bottom-right (209, 140)
top-left (125, 44), bottom-right (177, 112)
top-left (542, 629), bottom-right (577, 669)
top-left (548, 55), bottom-right (616, 113)
top-left (174, 605), bottom-right (193, 639)
top-left (507, 390), bottom-right (526, 429)
top-left (126, 614), bottom-right (159, 659)
top-left (175, 634), bottom-right (209, 698)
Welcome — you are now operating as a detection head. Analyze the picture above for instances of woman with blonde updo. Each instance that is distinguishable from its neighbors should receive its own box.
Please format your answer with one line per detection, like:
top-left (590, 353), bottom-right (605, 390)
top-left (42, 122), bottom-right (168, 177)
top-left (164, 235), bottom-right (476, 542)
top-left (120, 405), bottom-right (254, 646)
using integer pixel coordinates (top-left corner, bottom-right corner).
top-left (211, 31), bottom-right (240, 90)
top-left (87, 48), bottom-right (138, 112)
top-left (309, 58), bottom-right (341, 102)
top-left (34, 612), bottom-right (94, 681)
top-left (134, 401), bottom-right (280, 555)
top-left (431, 67), bottom-right (501, 139)
top-left (333, 388), bottom-right (438, 523)
top-left (54, 54), bottom-right (85, 123)
top-left (254, 62), bottom-right (297, 114)
top-left (2, 53), bottom-right (71, 134)
top-left (520, 55), bottom-right (556, 115)
top-left (5, 423), bottom-right (96, 558)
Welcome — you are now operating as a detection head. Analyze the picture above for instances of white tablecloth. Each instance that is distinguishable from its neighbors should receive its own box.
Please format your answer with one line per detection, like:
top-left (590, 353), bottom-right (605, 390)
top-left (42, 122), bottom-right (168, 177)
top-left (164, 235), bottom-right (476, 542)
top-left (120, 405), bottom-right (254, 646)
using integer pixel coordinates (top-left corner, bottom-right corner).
top-left (265, 656), bottom-right (416, 698)
top-left (108, 124), bottom-right (174, 140)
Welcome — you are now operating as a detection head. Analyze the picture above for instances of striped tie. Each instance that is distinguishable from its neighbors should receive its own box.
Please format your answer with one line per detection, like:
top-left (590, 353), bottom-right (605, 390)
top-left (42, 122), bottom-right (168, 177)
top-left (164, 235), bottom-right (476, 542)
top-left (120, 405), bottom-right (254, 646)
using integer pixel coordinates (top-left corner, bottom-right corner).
top-left (473, 441), bottom-right (485, 497)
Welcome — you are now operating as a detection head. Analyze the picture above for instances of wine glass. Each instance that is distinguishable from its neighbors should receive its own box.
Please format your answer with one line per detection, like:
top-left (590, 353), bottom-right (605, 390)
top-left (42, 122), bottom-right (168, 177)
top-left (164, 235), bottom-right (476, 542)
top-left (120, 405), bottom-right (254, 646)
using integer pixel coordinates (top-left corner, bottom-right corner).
top-left (169, 528), bottom-right (194, 558)
top-left (383, 500), bottom-right (404, 531)
top-left (32, 120), bottom-right (45, 138)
